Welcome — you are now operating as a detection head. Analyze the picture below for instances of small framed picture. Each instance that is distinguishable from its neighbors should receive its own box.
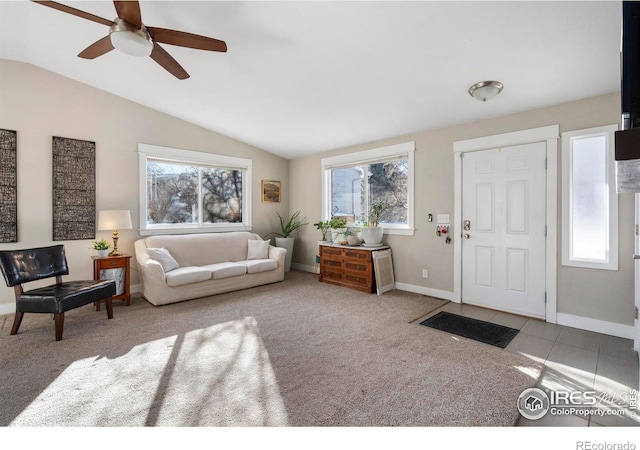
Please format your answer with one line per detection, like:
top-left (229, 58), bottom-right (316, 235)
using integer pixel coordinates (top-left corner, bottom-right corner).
top-left (262, 180), bottom-right (281, 203)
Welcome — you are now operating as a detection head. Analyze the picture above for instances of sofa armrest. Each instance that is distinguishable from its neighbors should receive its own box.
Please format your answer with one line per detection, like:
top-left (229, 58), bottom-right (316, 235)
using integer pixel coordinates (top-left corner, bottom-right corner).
top-left (134, 239), bottom-right (167, 285)
top-left (268, 245), bottom-right (287, 267)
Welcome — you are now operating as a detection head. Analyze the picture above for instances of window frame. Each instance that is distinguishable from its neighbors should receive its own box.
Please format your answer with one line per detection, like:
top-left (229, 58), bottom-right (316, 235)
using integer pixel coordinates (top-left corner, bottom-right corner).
top-left (321, 141), bottom-right (415, 236)
top-left (138, 143), bottom-right (252, 236)
top-left (561, 124), bottom-right (618, 270)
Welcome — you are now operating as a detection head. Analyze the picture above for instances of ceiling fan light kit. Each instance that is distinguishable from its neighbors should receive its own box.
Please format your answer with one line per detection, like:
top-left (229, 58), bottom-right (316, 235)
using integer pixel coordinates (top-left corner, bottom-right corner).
top-left (468, 80), bottom-right (504, 102)
top-left (32, 0), bottom-right (227, 79)
top-left (109, 18), bottom-right (152, 57)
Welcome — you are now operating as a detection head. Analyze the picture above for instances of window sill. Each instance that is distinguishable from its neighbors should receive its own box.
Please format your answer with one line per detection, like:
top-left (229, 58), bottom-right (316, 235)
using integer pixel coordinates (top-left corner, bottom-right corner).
top-left (140, 224), bottom-right (253, 236)
top-left (347, 226), bottom-right (415, 236)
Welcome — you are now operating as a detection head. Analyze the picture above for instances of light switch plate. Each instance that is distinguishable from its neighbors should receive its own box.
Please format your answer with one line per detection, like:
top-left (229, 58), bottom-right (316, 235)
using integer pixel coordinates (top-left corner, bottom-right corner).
top-left (437, 214), bottom-right (449, 224)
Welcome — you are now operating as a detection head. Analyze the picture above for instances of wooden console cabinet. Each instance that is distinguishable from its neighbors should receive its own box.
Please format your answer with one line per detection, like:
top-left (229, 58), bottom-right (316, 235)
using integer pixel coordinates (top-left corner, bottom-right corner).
top-left (319, 244), bottom-right (389, 293)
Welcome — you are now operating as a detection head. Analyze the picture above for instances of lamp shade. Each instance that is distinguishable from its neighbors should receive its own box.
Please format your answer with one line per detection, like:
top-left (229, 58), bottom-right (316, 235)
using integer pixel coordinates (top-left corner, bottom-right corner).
top-left (98, 210), bottom-right (133, 231)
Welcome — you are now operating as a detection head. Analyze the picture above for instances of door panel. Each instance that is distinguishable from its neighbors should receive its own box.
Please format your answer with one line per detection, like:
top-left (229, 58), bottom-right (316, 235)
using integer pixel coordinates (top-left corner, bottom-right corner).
top-left (462, 142), bottom-right (547, 318)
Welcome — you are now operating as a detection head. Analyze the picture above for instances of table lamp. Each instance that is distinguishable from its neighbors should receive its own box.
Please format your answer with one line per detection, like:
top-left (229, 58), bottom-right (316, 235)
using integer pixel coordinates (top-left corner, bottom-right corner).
top-left (98, 210), bottom-right (132, 256)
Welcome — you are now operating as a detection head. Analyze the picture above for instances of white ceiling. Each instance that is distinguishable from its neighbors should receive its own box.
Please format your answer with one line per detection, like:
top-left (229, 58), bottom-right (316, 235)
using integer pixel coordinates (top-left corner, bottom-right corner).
top-left (0, 1), bottom-right (622, 159)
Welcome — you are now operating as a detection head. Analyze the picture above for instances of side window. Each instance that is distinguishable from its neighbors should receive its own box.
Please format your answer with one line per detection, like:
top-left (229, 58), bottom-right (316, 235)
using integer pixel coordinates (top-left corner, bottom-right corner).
top-left (561, 125), bottom-right (618, 270)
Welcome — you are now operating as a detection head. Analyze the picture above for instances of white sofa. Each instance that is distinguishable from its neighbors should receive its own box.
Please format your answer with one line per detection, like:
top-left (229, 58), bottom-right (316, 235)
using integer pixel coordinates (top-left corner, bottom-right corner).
top-left (134, 232), bottom-right (286, 306)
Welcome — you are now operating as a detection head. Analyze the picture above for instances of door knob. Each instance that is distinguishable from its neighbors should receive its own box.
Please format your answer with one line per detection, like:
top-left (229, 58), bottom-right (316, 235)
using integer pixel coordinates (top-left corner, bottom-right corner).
top-left (463, 233), bottom-right (470, 239)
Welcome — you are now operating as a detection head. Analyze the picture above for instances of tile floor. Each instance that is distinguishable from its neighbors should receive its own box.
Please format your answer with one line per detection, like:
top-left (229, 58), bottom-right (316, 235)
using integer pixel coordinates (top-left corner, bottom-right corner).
top-left (415, 301), bottom-right (640, 427)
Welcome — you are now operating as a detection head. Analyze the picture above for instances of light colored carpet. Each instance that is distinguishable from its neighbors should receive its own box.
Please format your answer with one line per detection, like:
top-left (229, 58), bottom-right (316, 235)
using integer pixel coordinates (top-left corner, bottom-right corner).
top-left (0, 270), bottom-right (541, 426)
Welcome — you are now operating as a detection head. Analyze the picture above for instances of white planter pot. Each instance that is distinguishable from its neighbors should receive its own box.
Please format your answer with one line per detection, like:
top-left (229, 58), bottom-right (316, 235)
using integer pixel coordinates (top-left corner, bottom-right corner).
top-left (360, 227), bottom-right (384, 246)
top-left (97, 249), bottom-right (109, 258)
top-left (331, 228), bottom-right (347, 244)
top-left (275, 237), bottom-right (294, 272)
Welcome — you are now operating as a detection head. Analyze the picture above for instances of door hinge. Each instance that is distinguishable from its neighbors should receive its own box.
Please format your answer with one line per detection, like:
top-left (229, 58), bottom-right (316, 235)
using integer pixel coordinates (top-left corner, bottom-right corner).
top-left (635, 306), bottom-right (638, 320)
top-left (545, 225), bottom-right (547, 237)
top-left (544, 292), bottom-right (547, 304)
top-left (636, 224), bottom-right (639, 236)
top-left (544, 158), bottom-right (548, 170)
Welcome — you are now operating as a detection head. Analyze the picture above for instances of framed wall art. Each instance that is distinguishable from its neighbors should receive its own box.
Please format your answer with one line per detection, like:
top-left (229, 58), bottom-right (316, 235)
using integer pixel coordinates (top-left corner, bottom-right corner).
top-left (0, 129), bottom-right (17, 243)
top-left (52, 136), bottom-right (96, 241)
top-left (261, 180), bottom-right (281, 203)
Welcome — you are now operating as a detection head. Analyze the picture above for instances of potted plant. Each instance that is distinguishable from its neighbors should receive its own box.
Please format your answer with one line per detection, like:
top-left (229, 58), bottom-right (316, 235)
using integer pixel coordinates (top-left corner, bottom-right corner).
top-left (313, 220), bottom-right (332, 244)
top-left (91, 238), bottom-right (111, 257)
top-left (274, 211), bottom-right (308, 272)
top-left (329, 216), bottom-right (348, 243)
top-left (360, 201), bottom-right (390, 247)
top-left (346, 227), bottom-right (362, 246)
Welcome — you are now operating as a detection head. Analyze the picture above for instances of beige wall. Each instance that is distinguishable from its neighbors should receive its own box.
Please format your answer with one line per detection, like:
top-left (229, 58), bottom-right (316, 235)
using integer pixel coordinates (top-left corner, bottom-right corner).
top-left (0, 59), bottom-right (289, 310)
top-left (290, 92), bottom-right (634, 327)
top-left (1, 58), bottom-right (631, 329)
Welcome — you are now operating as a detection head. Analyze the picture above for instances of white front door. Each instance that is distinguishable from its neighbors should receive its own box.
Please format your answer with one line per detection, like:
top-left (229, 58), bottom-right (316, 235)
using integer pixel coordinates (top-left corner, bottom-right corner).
top-left (462, 142), bottom-right (547, 318)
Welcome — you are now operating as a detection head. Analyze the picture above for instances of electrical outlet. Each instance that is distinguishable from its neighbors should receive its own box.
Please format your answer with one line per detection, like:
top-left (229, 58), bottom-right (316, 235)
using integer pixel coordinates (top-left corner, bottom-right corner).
top-left (422, 269), bottom-right (428, 278)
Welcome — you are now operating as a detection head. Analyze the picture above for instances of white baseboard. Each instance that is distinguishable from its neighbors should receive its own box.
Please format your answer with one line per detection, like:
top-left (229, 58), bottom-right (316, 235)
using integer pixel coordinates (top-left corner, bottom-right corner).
top-left (0, 302), bottom-right (15, 316)
top-left (393, 282), bottom-right (455, 301)
top-left (291, 263), bottom-right (318, 274)
top-left (556, 312), bottom-right (635, 340)
top-left (291, 265), bottom-right (455, 301)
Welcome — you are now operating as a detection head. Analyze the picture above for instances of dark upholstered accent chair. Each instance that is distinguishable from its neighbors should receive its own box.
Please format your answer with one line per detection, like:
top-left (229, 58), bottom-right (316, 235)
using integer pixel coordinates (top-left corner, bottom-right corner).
top-left (0, 245), bottom-right (116, 341)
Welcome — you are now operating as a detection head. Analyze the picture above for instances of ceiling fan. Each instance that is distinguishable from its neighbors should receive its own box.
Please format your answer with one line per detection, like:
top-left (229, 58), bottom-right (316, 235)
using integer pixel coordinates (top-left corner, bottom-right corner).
top-left (32, 1), bottom-right (227, 80)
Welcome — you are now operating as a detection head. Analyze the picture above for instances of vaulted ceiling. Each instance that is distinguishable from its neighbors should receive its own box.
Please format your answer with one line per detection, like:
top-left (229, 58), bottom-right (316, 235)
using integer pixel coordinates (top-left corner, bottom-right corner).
top-left (0, 1), bottom-right (622, 159)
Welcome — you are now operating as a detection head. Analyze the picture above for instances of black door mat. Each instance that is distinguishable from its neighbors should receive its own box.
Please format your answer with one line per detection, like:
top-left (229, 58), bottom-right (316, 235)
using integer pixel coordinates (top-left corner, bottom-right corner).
top-left (419, 311), bottom-right (519, 348)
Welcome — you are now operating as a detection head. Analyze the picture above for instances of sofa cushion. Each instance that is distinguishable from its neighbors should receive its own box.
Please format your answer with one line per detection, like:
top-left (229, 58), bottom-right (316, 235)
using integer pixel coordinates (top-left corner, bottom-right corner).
top-left (239, 259), bottom-right (278, 274)
top-left (147, 247), bottom-right (180, 272)
top-left (202, 262), bottom-right (247, 280)
top-left (247, 239), bottom-right (269, 260)
top-left (164, 266), bottom-right (211, 287)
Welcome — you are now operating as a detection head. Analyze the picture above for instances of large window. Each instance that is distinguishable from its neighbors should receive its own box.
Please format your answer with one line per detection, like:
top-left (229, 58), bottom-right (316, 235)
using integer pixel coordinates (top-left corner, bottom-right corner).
top-left (322, 142), bottom-right (414, 235)
top-left (139, 144), bottom-right (252, 235)
top-left (561, 125), bottom-right (618, 270)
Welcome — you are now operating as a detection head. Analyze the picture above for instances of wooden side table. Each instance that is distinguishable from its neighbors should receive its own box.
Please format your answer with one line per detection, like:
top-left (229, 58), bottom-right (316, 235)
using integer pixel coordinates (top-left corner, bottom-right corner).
top-left (92, 254), bottom-right (131, 311)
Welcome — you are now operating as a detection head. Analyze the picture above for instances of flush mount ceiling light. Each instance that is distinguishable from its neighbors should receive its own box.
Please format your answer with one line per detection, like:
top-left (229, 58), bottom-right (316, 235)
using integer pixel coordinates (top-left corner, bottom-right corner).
top-left (109, 18), bottom-right (153, 57)
top-left (468, 80), bottom-right (504, 102)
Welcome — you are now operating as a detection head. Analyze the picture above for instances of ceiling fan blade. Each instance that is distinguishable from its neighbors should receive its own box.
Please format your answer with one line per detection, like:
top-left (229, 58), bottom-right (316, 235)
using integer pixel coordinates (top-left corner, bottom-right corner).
top-left (113, 1), bottom-right (142, 28)
top-left (147, 27), bottom-right (227, 53)
top-left (150, 43), bottom-right (189, 80)
top-left (31, 1), bottom-right (113, 27)
top-left (78, 36), bottom-right (114, 59)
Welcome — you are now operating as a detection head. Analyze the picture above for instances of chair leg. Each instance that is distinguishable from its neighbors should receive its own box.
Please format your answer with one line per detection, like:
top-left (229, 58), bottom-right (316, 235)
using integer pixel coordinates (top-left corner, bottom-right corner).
top-left (105, 297), bottom-right (114, 320)
top-left (54, 313), bottom-right (64, 341)
top-left (10, 311), bottom-right (24, 335)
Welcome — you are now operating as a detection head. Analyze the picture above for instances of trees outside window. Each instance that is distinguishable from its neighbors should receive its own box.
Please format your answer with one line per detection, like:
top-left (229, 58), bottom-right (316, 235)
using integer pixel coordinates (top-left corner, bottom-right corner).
top-left (139, 144), bottom-right (252, 235)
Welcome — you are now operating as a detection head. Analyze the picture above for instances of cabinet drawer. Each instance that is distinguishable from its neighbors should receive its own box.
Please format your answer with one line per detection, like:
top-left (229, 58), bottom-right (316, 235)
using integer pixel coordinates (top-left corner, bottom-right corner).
top-left (322, 268), bottom-right (345, 281)
top-left (322, 258), bottom-right (344, 269)
top-left (343, 249), bottom-right (370, 262)
top-left (97, 259), bottom-right (127, 269)
top-left (344, 259), bottom-right (369, 274)
top-left (343, 271), bottom-right (370, 286)
top-left (322, 246), bottom-right (344, 257)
